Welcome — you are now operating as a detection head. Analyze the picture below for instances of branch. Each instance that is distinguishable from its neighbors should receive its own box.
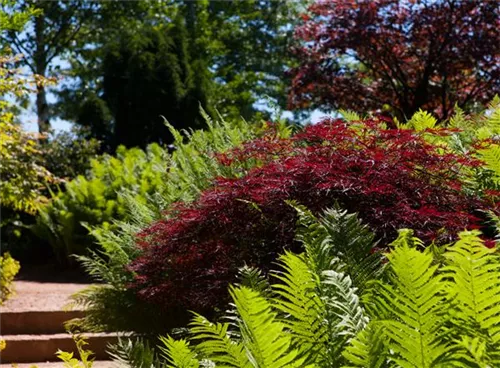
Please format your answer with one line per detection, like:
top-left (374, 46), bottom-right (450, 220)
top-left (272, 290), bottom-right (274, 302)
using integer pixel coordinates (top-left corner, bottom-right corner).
top-left (7, 33), bottom-right (36, 72)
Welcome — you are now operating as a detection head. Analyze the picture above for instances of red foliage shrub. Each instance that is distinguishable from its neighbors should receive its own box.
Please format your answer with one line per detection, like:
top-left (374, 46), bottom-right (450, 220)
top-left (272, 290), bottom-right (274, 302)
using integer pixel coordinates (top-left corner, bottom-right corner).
top-left (129, 118), bottom-right (492, 312)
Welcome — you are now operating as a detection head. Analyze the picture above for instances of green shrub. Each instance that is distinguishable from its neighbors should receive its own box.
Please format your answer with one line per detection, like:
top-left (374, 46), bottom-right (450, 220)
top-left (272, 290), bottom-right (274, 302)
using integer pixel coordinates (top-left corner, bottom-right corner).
top-left (32, 142), bottom-right (169, 265)
top-left (0, 252), bottom-right (20, 304)
top-left (44, 128), bottom-right (101, 180)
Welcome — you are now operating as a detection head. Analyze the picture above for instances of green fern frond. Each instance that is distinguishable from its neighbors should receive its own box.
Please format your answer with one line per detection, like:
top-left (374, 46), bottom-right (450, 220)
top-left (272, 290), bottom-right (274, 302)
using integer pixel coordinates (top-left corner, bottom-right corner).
top-left (407, 109), bottom-right (437, 131)
top-left (108, 337), bottom-right (161, 368)
top-left (373, 236), bottom-right (452, 368)
top-left (486, 108), bottom-right (500, 135)
top-left (443, 231), bottom-right (500, 346)
top-left (342, 323), bottom-right (388, 368)
top-left (292, 204), bottom-right (382, 292)
top-left (477, 144), bottom-right (500, 182)
top-left (322, 270), bottom-right (369, 339)
top-left (237, 265), bottom-right (271, 297)
top-left (448, 105), bottom-right (468, 130)
top-left (230, 286), bottom-right (311, 368)
top-left (189, 313), bottom-right (249, 368)
top-left (321, 270), bottom-right (369, 367)
top-left (455, 336), bottom-right (490, 368)
top-left (272, 252), bottom-right (326, 364)
top-left (159, 336), bottom-right (199, 368)
top-left (339, 109), bottom-right (362, 122)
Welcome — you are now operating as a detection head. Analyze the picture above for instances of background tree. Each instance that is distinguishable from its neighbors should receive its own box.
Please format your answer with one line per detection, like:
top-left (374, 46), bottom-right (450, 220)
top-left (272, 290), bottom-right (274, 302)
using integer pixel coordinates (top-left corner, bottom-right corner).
top-left (2, 0), bottom-right (148, 133)
top-left (289, 0), bottom-right (500, 121)
top-left (100, 18), bottom-right (211, 149)
top-left (53, 0), bottom-right (301, 145)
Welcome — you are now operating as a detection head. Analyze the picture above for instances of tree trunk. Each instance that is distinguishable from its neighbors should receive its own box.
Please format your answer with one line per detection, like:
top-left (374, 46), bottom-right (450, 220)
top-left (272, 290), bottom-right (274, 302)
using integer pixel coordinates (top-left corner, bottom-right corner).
top-left (34, 6), bottom-right (50, 134)
top-left (36, 84), bottom-right (50, 134)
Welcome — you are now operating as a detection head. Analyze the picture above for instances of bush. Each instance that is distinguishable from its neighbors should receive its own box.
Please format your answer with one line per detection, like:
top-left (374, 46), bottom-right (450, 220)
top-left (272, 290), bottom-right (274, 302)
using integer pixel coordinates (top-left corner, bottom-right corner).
top-left (44, 128), bottom-right (101, 179)
top-left (65, 117), bottom-right (286, 333)
top-left (0, 253), bottom-right (21, 304)
top-left (129, 117), bottom-right (496, 314)
top-left (32, 143), bottom-right (169, 264)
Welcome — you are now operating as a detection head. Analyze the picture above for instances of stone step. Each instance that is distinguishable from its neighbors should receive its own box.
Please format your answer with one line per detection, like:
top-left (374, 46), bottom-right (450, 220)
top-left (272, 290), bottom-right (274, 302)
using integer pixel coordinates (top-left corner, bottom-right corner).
top-left (0, 333), bottom-right (119, 364)
top-left (1, 310), bottom-right (85, 335)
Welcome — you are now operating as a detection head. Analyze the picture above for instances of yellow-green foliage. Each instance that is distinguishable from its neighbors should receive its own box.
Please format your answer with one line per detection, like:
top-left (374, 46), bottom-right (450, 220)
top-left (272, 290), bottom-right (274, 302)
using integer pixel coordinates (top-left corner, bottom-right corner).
top-left (0, 252), bottom-right (20, 304)
top-left (1, 3), bottom-right (54, 216)
top-left (0, 120), bottom-right (56, 215)
top-left (33, 143), bottom-right (168, 264)
top-left (56, 334), bottom-right (94, 368)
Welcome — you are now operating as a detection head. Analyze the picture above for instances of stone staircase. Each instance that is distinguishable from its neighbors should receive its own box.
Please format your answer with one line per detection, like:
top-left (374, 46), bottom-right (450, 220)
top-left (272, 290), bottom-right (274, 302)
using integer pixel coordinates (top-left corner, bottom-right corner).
top-left (0, 281), bottom-right (118, 366)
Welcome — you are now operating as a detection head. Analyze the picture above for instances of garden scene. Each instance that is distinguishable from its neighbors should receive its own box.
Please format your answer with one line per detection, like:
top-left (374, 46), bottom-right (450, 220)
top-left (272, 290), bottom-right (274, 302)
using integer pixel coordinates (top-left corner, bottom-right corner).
top-left (1, 0), bottom-right (500, 367)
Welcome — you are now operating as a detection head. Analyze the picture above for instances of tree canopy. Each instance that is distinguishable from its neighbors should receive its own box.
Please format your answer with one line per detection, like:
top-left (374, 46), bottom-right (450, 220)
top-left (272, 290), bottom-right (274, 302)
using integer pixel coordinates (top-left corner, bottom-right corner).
top-left (289, 0), bottom-right (500, 120)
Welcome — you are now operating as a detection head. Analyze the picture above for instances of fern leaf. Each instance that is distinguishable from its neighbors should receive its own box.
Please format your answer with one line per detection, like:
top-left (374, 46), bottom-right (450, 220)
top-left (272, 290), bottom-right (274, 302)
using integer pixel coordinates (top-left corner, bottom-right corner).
top-left (322, 270), bottom-right (369, 338)
top-left (189, 313), bottom-right (250, 368)
top-left (407, 109), bottom-right (437, 131)
top-left (342, 323), bottom-right (388, 368)
top-left (339, 109), bottom-right (362, 122)
top-left (159, 336), bottom-right (199, 368)
top-left (372, 233), bottom-right (452, 368)
top-left (108, 337), bottom-right (161, 368)
top-left (237, 265), bottom-right (271, 297)
top-left (292, 204), bottom-right (382, 292)
top-left (230, 286), bottom-right (310, 368)
top-left (443, 231), bottom-right (500, 347)
top-left (477, 144), bottom-right (500, 181)
top-left (272, 252), bottom-right (326, 364)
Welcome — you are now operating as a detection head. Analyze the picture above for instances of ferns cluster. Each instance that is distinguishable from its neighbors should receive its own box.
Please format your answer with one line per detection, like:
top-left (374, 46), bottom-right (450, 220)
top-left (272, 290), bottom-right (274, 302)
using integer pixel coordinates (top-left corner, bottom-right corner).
top-left (142, 207), bottom-right (500, 368)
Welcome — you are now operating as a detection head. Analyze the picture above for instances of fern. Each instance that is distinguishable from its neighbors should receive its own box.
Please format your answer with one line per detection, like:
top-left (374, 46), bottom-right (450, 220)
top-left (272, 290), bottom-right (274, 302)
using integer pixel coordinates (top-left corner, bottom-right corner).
top-left (477, 144), bottom-right (500, 182)
top-left (272, 252), bottom-right (326, 365)
top-left (189, 313), bottom-right (249, 367)
top-left (159, 337), bottom-right (199, 368)
top-left (406, 109), bottom-right (438, 131)
top-left (342, 323), bottom-right (388, 368)
top-left (443, 230), bottom-right (500, 363)
top-left (373, 230), bottom-right (452, 367)
top-left (237, 265), bottom-right (271, 298)
top-left (108, 337), bottom-right (162, 368)
top-left (229, 286), bottom-right (310, 368)
top-left (339, 109), bottom-right (362, 122)
top-left (293, 204), bottom-right (382, 292)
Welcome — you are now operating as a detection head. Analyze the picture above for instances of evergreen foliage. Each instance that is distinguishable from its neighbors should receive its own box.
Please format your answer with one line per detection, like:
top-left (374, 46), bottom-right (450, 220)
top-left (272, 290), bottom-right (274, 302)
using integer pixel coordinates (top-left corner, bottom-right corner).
top-left (101, 19), bottom-right (212, 148)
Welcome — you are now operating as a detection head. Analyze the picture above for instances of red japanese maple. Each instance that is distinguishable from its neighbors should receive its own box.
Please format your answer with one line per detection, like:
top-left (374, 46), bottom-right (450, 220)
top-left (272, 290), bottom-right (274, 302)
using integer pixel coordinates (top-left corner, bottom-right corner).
top-left (129, 118), bottom-right (493, 312)
top-left (289, 0), bottom-right (500, 120)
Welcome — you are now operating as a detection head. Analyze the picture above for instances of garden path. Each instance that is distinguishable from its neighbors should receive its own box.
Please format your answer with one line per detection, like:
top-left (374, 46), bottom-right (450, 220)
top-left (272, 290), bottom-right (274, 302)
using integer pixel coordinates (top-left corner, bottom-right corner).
top-left (1, 267), bottom-right (117, 367)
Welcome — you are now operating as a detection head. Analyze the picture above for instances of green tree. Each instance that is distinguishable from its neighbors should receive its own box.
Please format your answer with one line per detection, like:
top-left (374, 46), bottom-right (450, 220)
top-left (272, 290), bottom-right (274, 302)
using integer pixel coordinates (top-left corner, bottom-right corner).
top-left (54, 1), bottom-right (300, 140)
top-left (2, 0), bottom-right (148, 133)
top-left (100, 19), bottom-right (211, 148)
